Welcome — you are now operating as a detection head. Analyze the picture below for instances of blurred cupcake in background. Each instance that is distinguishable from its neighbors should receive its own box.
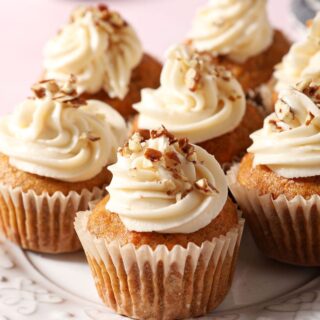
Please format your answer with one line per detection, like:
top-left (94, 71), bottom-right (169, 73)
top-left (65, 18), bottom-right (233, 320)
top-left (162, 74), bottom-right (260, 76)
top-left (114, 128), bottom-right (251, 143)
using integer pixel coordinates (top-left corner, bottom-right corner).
top-left (228, 80), bottom-right (320, 266)
top-left (0, 77), bottom-right (127, 254)
top-left (43, 4), bottom-right (162, 120)
top-left (133, 45), bottom-right (263, 167)
top-left (187, 0), bottom-right (291, 92)
top-left (75, 128), bottom-right (244, 319)
top-left (274, 12), bottom-right (320, 93)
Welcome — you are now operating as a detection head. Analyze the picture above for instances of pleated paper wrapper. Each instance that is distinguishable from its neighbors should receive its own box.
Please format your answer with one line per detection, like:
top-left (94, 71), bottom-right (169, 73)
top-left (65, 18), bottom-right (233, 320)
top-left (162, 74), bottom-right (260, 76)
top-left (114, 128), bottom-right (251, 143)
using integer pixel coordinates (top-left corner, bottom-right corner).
top-left (227, 164), bottom-right (320, 266)
top-left (0, 184), bottom-right (105, 254)
top-left (75, 211), bottom-right (244, 320)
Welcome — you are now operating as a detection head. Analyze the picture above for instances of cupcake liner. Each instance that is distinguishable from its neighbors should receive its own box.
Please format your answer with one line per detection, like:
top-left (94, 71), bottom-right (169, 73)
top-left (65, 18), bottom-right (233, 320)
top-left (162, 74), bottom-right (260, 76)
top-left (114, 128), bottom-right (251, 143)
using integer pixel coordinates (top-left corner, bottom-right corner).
top-left (0, 184), bottom-right (105, 254)
top-left (75, 211), bottom-right (244, 319)
top-left (227, 164), bottom-right (320, 266)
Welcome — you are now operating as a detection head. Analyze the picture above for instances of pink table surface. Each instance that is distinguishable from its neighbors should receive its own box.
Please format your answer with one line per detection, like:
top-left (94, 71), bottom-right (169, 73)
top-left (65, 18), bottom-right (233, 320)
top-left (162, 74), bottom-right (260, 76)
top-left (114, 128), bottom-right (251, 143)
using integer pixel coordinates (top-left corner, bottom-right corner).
top-left (0, 0), bottom-right (292, 115)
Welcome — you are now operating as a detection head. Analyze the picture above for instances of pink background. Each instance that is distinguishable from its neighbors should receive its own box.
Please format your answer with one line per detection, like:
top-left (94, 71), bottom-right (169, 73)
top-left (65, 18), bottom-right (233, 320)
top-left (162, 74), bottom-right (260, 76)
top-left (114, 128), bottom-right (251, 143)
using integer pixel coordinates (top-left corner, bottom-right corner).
top-left (0, 0), bottom-right (294, 115)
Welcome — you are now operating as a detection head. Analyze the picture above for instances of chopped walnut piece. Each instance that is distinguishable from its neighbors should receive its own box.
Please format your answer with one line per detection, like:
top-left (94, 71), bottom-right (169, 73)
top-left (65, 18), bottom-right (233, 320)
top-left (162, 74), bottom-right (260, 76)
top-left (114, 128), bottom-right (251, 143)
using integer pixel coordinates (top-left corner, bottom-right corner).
top-left (150, 126), bottom-right (176, 143)
top-left (32, 87), bottom-right (46, 99)
top-left (186, 151), bottom-right (197, 163)
top-left (47, 81), bottom-right (60, 94)
top-left (178, 138), bottom-right (195, 157)
top-left (128, 133), bottom-right (144, 152)
top-left (300, 81), bottom-right (320, 105)
top-left (305, 112), bottom-right (315, 126)
top-left (275, 99), bottom-right (294, 122)
top-left (164, 151), bottom-right (181, 167)
top-left (65, 97), bottom-right (87, 108)
top-left (185, 67), bottom-right (201, 92)
top-left (268, 119), bottom-right (284, 131)
top-left (109, 12), bottom-right (126, 28)
top-left (194, 178), bottom-right (219, 196)
top-left (98, 3), bottom-right (108, 12)
top-left (144, 148), bottom-right (162, 162)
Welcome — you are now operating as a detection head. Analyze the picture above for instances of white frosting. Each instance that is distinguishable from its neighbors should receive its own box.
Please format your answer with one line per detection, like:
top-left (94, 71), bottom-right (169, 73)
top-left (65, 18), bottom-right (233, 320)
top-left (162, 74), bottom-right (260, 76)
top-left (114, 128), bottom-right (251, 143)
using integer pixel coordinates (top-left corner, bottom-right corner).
top-left (106, 131), bottom-right (228, 234)
top-left (0, 80), bottom-right (127, 182)
top-left (249, 86), bottom-right (320, 178)
top-left (189, 0), bottom-right (273, 63)
top-left (275, 13), bottom-right (320, 92)
top-left (44, 5), bottom-right (143, 99)
top-left (134, 45), bottom-right (246, 144)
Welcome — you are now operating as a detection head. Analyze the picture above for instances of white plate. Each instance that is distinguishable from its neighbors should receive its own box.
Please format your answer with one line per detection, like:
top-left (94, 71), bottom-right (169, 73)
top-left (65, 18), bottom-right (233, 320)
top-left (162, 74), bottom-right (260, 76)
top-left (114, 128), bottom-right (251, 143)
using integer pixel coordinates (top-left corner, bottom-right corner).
top-left (1, 227), bottom-right (319, 320)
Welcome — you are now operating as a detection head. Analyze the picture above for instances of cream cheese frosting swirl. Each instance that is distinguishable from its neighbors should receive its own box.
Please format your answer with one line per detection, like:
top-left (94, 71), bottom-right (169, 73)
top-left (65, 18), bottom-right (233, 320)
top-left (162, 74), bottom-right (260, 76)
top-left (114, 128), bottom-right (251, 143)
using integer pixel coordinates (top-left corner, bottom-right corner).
top-left (274, 13), bottom-right (320, 92)
top-left (43, 4), bottom-right (143, 99)
top-left (248, 82), bottom-right (320, 178)
top-left (106, 128), bottom-right (228, 233)
top-left (188, 0), bottom-right (274, 63)
top-left (134, 45), bottom-right (246, 144)
top-left (0, 79), bottom-right (127, 182)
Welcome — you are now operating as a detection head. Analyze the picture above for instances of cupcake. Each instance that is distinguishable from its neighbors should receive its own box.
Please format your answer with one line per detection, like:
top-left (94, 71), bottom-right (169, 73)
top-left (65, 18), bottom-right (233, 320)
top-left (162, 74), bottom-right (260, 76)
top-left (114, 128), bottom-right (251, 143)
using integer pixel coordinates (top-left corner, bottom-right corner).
top-left (75, 128), bottom-right (244, 319)
top-left (274, 13), bottom-right (320, 93)
top-left (43, 4), bottom-right (162, 120)
top-left (227, 81), bottom-right (320, 266)
top-left (133, 45), bottom-right (263, 167)
top-left (0, 77), bottom-right (127, 254)
top-left (187, 0), bottom-right (290, 92)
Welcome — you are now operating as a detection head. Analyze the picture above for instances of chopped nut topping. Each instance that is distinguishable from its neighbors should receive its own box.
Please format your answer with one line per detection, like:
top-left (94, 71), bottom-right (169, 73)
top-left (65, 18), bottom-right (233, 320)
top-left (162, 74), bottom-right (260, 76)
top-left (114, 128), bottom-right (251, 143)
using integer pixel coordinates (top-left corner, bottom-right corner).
top-left (185, 67), bottom-right (201, 92)
top-left (98, 3), bottom-right (108, 11)
top-left (30, 77), bottom-right (86, 108)
top-left (164, 151), bottom-right (181, 167)
top-left (186, 151), bottom-right (197, 163)
top-left (305, 112), bottom-right (315, 126)
top-left (178, 138), bottom-right (195, 159)
top-left (299, 80), bottom-right (320, 105)
top-left (71, 5), bottom-right (127, 35)
top-left (144, 148), bottom-right (162, 162)
top-left (268, 119), bottom-right (284, 132)
top-left (128, 132), bottom-right (144, 152)
top-left (194, 178), bottom-right (219, 196)
top-left (275, 99), bottom-right (294, 122)
top-left (150, 126), bottom-right (176, 144)
top-left (32, 86), bottom-right (46, 99)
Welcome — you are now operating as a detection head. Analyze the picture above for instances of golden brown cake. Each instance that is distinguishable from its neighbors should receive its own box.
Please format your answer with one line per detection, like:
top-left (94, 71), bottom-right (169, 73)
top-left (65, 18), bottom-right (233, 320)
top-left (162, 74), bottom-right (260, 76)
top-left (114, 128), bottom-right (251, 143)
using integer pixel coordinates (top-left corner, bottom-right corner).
top-left (88, 196), bottom-right (239, 250)
top-left (0, 153), bottom-right (111, 196)
top-left (237, 153), bottom-right (320, 200)
top-left (75, 129), bottom-right (244, 319)
top-left (209, 30), bottom-right (290, 92)
top-left (0, 78), bottom-right (126, 254)
top-left (43, 4), bottom-right (162, 120)
top-left (133, 45), bottom-right (263, 167)
top-left (188, 0), bottom-right (290, 92)
top-left (81, 53), bottom-right (162, 119)
top-left (228, 82), bottom-right (320, 266)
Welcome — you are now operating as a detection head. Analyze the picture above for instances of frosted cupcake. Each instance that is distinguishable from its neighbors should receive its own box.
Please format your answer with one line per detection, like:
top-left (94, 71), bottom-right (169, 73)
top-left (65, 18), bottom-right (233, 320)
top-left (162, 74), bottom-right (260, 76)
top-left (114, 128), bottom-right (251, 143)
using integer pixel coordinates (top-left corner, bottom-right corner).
top-left (133, 45), bottom-right (263, 166)
top-left (274, 12), bottom-right (320, 93)
top-left (0, 78), bottom-right (127, 253)
top-left (228, 81), bottom-right (320, 266)
top-left (43, 4), bottom-right (162, 120)
top-left (187, 0), bottom-right (290, 92)
top-left (75, 128), bottom-right (244, 319)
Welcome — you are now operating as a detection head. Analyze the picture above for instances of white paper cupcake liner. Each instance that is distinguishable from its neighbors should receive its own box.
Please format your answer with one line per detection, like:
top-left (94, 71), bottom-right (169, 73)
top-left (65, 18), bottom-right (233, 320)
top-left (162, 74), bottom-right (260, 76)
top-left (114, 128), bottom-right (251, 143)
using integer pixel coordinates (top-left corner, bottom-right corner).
top-left (227, 164), bottom-right (320, 266)
top-left (75, 211), bottom-right (244, 319)
top-left (0, 184), bottom-right (105, 254)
